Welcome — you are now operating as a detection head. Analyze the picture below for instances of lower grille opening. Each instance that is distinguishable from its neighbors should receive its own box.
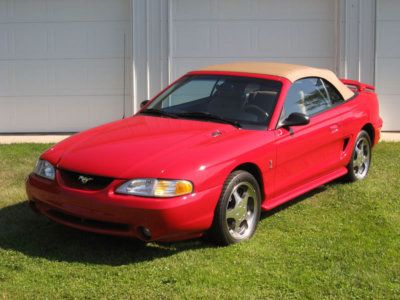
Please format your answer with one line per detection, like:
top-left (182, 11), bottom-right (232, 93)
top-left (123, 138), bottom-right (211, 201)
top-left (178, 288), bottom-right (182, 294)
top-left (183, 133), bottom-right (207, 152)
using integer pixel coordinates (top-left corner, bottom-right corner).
top-left (47, 209), bottom-right (130, 232)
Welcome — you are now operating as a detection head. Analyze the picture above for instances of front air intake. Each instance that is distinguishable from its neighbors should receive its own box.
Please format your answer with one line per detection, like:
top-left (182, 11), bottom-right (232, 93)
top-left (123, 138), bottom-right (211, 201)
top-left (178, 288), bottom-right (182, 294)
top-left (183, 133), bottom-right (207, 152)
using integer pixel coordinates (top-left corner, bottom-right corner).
top-left (59, 169), bottom-right (113, 191)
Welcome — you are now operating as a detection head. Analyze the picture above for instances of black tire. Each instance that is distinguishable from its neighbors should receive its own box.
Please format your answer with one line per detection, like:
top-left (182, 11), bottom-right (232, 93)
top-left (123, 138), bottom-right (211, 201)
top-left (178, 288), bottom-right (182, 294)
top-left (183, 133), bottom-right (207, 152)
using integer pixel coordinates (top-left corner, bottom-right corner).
top-left (345, 130), bottom-right (372, 182)
top-left (209, 170), bottom-right (261, 246)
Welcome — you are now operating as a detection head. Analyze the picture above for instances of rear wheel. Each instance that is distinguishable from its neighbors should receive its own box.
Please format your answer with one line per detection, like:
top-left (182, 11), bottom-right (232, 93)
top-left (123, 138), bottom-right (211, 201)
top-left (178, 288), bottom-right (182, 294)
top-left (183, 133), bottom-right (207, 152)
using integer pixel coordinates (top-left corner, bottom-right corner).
top-left (345, 130), bottom-right (372, 182)
top-left (209, 170), bottom-right (261, 245)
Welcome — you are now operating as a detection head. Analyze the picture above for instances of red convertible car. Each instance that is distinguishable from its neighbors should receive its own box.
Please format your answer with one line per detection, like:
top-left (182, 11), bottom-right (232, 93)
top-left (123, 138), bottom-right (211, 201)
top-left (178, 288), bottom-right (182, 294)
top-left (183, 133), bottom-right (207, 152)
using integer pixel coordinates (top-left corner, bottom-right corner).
top-left (26, 62), bottom-right (382, 245)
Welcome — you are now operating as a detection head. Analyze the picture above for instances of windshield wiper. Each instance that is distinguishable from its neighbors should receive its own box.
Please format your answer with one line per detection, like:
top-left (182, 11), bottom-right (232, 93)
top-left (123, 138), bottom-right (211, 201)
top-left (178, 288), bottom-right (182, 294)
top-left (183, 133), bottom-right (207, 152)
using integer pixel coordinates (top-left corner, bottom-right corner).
top-left (140, 108), bottom-right (178, 119)
top-left (176, 111), bottom-right (241, 128)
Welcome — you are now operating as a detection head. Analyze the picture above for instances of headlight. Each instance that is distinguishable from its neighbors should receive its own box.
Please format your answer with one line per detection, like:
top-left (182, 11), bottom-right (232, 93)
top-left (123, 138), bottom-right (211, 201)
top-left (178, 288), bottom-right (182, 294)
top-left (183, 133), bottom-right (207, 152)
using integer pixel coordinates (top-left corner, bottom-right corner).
top-left (33, 159), bottom-right (55, 180)
top-left (115, 179), bottom-right (193, 197)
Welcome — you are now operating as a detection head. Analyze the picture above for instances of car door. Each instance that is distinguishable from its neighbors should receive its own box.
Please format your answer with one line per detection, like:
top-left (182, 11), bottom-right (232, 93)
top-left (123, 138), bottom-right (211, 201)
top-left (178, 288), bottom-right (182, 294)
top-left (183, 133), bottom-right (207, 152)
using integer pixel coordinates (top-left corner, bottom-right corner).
top-left (272, 77), bottom-right (344, 198)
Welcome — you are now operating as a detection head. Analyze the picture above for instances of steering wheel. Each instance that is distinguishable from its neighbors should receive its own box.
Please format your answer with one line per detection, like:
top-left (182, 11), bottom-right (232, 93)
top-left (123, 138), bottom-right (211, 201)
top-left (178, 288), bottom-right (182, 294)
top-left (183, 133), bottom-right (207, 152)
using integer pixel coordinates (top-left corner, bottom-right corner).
top-left (243, 105), bottom-right (269, 122)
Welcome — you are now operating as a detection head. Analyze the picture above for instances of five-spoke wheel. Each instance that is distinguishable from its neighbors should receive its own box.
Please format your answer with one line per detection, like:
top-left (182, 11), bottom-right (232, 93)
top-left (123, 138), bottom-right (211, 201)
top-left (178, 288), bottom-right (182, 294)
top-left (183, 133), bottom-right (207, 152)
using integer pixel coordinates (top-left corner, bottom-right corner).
top-left (345, 130), bottom-right (372, 181)
top-left (225, 182), bottom-right (258, 240)
top-left (209, 170), bottom-right (261, 245)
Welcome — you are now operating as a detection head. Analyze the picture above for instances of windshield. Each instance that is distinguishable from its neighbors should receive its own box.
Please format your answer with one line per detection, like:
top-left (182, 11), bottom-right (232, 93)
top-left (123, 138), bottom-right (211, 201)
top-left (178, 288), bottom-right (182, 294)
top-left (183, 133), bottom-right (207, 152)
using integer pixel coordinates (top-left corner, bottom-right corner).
top-left (142, 75), bottom-right (282, 129)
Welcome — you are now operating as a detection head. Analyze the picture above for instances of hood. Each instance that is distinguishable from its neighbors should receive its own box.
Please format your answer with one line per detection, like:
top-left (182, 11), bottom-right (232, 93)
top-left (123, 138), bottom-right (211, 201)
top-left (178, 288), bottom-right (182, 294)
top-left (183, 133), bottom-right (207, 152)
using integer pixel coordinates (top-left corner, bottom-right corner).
top-left (47, 115), bottom-right (245, 179)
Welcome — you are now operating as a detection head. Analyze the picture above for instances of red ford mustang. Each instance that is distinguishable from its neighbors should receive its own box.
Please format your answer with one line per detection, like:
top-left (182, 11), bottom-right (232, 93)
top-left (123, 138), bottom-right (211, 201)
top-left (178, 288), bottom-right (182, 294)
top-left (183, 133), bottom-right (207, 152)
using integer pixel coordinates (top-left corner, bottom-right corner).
top-left (26, 62), bottom-right (383, 245)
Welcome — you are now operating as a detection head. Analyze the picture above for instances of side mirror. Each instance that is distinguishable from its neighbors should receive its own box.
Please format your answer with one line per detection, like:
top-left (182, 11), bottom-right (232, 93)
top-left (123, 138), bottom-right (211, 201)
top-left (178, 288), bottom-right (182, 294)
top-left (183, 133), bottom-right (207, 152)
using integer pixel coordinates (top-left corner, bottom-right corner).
top-left (280, 112), bottom-right (310, 128)
top-left (140, 100), bottom-right (149, 108)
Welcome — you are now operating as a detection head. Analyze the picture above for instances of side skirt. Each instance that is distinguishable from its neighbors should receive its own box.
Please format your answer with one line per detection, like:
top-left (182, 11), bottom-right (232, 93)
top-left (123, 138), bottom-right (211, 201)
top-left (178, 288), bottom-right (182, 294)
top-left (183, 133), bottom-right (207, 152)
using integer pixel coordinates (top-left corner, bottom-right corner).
top-left (261, 167), bottom-right (348, 211)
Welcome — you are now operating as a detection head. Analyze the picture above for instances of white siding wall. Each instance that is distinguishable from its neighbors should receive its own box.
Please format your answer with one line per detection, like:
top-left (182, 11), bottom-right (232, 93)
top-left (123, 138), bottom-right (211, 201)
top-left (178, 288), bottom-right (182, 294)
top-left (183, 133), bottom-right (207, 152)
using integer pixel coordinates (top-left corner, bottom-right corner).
top-left (1, 0), bottom-right (396, 132)
top-left (0, 0), bottom-right (131, 132)
top-left (169, 0), bottom-right (339, 81)
top-left (338, 0), bottom-right (375, 85)
top-left (376, 0), bottom-right (400, 131)
top-left (131, 0), bottom-right (168, 111)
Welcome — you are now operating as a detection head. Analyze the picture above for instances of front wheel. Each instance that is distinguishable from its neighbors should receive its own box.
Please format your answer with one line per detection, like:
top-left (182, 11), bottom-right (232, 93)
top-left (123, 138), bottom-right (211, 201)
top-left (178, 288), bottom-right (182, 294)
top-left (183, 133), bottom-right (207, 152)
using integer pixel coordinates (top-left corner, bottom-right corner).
top-left (209, 170), bottom-right (261, 245)
top-left (345, 130), bottom-right (372, 182)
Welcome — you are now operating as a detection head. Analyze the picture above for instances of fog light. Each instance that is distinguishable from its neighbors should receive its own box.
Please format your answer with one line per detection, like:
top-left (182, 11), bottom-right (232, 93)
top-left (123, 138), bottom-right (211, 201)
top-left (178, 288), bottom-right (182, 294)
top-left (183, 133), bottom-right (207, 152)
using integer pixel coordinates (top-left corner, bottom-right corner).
top-left (138, 226), bottom-right (152, 240)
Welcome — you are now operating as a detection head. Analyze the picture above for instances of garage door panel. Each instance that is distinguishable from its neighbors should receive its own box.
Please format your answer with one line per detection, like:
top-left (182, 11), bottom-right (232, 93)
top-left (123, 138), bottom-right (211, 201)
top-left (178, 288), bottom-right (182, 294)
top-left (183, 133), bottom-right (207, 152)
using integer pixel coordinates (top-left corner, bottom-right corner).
top-left (173, 0), bottom-right (334, 21)
top-left (14, 61), bottom-right (48, 91)
top-left (0, 59), bottom-right (124, 97)
top-left (54, 59), bottom-right (124, 93)
top-left (49, 0), bottom-right (130, 21)
top-left (0, 62), bottom-right (11, 92)
top-left (257, 21), bottom-right (335, 57)
top-left (49, 96), bottom-right (124, 131)
top-left (88, 0), bottom-right (130, 21)
top-left (0, 1), bottom-right (7, 20)
top-left (0, 21), bottom-right (128, 60)
top-left (2, 0), bottom-right (130, 23)
top-left (377, 0), bottom-right (400, 21)
top-left (173, 22), bottom-right (211, 57)
top-left (377, 1), bottom-right (400, 130)
top-left (52, 21), bottom-right (127, 59)
top-left (285, 0), bottom-right (335, 20)
top-left (375, 58), bottom-right (400, 94)
top-left (0, 0), bottom-right (129, 132)
top-left (0, 99), bottom-right (16, 131)
top-left (171, 0), bottom-right (338, 81)
top-left (292, 21), bottom-right (335, 57)
top-left (255, 0), bottom-right (335, 20)
top-left (0, 96), bottom-right (124, 132)
top-left (12, 0), bottom-right (47, 21)
top-left (86, 59), bottom-right (124, 92)
top-left (173, 0), bottom-right (213, 20)
top-left (172, 19), bottom-right (336, 60)
top-left (53, 59), bottom-right (124, 95)
top-left (216, 0), bottom-right (254, 19)
top-left (217, 23), bottom-right (253, 56)
top-left (0, 28), bottom-right (7, 57)
top-left (0, 97), bottom-right (50, 132)
top-left (12, 23), bottom-right (48, 58)
top-left (377, 95), bottom-right (400, 131)
top-left (256, 24), bottom-right (291, 56)
top-left (91, 22), bottom-right (128, 57)
top-left (376, 22), bottom-right (400, 58)
top-left (51, 24), bottom-right (91, 58)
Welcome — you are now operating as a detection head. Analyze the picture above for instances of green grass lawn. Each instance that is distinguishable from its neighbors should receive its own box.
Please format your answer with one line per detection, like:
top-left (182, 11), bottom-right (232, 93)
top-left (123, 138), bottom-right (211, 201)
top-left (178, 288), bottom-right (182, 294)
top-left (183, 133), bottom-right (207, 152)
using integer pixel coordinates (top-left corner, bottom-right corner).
top-left (0, 143), bottom-right (399, 299)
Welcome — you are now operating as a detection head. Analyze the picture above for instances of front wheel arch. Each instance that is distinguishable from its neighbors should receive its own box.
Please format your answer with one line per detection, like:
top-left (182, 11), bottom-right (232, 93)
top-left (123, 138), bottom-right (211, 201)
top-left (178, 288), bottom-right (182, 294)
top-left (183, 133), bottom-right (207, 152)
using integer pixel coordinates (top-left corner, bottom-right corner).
top-left (232, 162), bottom-right (265, 202)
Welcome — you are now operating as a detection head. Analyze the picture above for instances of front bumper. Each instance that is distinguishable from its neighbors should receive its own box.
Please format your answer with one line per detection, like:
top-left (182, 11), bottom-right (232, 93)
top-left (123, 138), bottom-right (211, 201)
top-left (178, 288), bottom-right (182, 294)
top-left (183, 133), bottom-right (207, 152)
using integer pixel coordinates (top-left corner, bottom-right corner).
top-left (26, 173), bottom-right (222, 242)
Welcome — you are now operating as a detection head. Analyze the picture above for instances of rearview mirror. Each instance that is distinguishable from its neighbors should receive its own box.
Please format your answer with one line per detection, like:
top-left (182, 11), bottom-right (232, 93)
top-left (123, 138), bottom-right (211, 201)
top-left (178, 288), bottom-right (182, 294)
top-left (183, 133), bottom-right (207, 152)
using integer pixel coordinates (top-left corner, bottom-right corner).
top-left (280, 112), bottom-right (310, 128)
top-left (140, 100), bottom-right (149, 108)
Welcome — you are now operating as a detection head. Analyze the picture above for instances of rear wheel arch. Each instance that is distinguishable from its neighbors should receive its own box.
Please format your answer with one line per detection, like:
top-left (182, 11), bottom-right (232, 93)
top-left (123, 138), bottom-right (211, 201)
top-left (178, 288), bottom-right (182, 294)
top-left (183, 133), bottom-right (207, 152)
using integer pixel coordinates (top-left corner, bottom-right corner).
top-left (361, 123), bottom-right (375, 145)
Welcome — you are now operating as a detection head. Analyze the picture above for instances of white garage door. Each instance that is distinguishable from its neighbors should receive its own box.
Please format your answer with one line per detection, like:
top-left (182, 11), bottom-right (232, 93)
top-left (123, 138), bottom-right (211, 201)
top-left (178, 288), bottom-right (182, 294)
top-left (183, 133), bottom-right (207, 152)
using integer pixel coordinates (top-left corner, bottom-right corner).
top-left (0, 0), bottom-right (130, 133)
top-left (170, 0), bottom-right (338, 81)
top-left (376, 0), bottom-right (400, 131)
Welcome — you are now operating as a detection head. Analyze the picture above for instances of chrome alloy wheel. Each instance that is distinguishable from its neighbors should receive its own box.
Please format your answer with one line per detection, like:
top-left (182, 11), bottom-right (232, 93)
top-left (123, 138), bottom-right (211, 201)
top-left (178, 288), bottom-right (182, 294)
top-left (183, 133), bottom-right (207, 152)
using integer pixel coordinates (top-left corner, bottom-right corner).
top-left (352, 136), bottom-right (371, 179)
top-left (225, 182), bottom-right (259, 240)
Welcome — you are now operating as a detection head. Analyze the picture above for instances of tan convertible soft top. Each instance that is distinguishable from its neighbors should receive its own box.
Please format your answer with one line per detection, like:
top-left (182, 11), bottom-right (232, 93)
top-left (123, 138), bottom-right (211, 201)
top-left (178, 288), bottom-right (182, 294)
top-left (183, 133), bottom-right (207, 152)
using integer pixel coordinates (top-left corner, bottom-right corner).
top-left (198, 62), bottom-right (354, 100)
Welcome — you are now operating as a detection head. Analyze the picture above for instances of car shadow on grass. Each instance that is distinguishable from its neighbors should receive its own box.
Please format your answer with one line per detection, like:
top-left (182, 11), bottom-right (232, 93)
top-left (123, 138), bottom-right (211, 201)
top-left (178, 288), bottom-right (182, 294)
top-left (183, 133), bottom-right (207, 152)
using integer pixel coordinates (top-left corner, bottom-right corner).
top-left (0, 179), bottom-right (348, 266)
top-left (0, 201), bottom-right (211, 266)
